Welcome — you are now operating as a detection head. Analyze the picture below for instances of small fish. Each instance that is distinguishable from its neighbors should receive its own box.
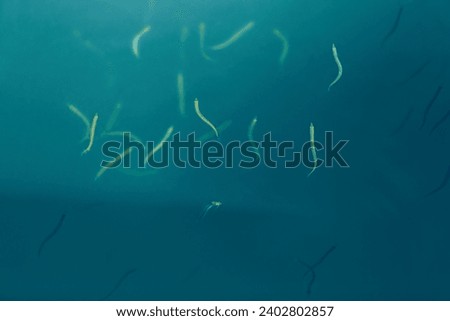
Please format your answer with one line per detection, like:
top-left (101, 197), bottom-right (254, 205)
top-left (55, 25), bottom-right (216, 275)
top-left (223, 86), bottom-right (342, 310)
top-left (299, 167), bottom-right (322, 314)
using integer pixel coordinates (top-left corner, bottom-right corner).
top-left (102, 269), bottom-right (137, 300)
top-left (425, 165), bottom-right (450, 197)
top-left (295, 246), bottom-right (336, 296)
top-left (382, 7), bottom-right (404, 46)
top-left (308, 123), bottom-right (317, 177)
top-left (429, 109), bottom-right (450, 135)
top-left (309, 246), bottom-right (336, 270)
top-left (198, 23), bottom-right (213, 61)
top-left (398, 61), bottom-right (430, 86)
top-left (198, 120), bottom-right (232, 142)
top-left (210, 21), bottom-right (255, 51)
top-left (273, 28), bottom-right (289, 65)
top-left (247, 116), bottom-right (260, 158)
top-left (419, 86), bottom-right (443, 130)
top-left (194, 98), bottom-right (218, 138)
top-left (103, 102), bottom-right (122, 133)
top-left (38, 213), bottom-right (66, 257)
top-left (132, 26), bottom-right (151, 58)
top-left (177, 73), bottom-right (186, 116)
top-left (144, 126), bottom-right (174, 164)
top-left (95, 147), bottom-right (132, 180)
top-left (328, 44), bottom-right (343, 91)
top-left (202, 201), bottom-right (222, 219)
top-left (390, 107), bottom-right (414, 136)
top-left (82, 113), bottom-right (99, 155)
top-left (295, 259), bottom-right (316, 296)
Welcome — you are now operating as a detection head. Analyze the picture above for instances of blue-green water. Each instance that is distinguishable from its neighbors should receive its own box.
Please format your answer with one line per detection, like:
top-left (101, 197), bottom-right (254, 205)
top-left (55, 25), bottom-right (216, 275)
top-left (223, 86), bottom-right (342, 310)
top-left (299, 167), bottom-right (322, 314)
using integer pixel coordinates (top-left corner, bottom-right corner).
top-left (1, 0), bottom-right (450, 300)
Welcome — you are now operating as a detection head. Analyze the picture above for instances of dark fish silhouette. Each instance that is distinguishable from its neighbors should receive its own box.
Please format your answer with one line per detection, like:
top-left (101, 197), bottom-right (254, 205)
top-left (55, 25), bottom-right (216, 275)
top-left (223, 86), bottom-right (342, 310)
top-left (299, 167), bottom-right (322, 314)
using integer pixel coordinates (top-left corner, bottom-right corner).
top-left (419, 86), bottom-right (443, 130)
top-left (390, 107), bottom-right (414, 136)
top-left (310, 246), bottom-right (336, 270)
top-left (426, 165), bottom-right (450, 197)
top-left (296, 246), bottom-right (336, 296)
top-left (429, 109), bottom-right (450, 135)
top-left (295, 260), bottom-right (316, 296)
top-left (398, 61), bottom-right (430, 87)
top-left (382, 7), bottom-right (404, 46)
top-left (38, 213), bottom-right (66, 257)
top-left (103, 269), bottom-right (137, 300)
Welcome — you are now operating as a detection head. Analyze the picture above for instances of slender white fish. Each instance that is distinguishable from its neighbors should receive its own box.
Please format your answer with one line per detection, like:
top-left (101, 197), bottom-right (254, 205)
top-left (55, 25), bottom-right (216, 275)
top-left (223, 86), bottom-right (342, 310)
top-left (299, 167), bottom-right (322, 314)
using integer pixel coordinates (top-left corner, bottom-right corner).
top-left (211, 21), bottom-right (255, 51)
top-left (273, 29), bottom-right (289, 65)
top-left (248, 116), bottom-right (258, 141)
top-left (199, 22), bottom-right (213, 61)
top-left (132, 25), bottom-right (151, 58)
top-left (95, 146), bottom-right (132, 180)
top-left (308, 122), bottom-right (317, 177)
top-left (102, 131), bottom-right (143, 172)
top-left (82, 113), bottom-right (99, 155)
top-left (198, 120), bottom-right (232, 142)
top-left (177, 73), bottom-right (186, 116)
top-left (104, 102), bottom-right (122, 133)
top-left (68, 104), bottom-right (91, 141)
top-left (144, 126), bottom-right (174, 164)
top-left (202, 201), bottom-right (222, 218)
top-left (194, 98), bottom-right (218, 138)
top-left (328, 43), bottom-right (343, 91)
top-left (247, 116), bottom-right (260, 158)
top-left (95, 131), bottom-right (143, 180)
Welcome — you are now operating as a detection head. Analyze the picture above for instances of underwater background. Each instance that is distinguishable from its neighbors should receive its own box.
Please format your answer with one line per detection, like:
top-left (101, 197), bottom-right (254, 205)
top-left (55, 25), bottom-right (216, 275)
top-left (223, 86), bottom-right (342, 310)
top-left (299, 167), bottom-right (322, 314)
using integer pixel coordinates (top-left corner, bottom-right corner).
top-left (0, 0), bottom-right (449, 300)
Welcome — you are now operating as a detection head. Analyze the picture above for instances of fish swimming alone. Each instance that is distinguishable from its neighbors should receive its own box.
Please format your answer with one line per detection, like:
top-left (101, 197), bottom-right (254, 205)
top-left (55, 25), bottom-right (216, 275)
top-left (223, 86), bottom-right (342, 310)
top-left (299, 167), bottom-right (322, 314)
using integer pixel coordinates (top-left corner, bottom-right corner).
top-left (308, 123), bottom-right (317, 177)
top-left (382, 7), bottom-right (404, 46)
top-left (38, 213), bottom-right (66, 257)
top-left (102, 268), bottom-right (137, 300)
top-left (398, 61), bottom-right (430, 87)
top-left (210, 21), bottom-right (255, 51)
top-left (194, 98), bottom-right (219, 138)
top-left (202, 201), bottom-right (222, 218)
top-left (82, 113), bottom-right (99, 155)
top-left (273, 28), bottom-right (289, 65)
top-left (328, 43), bottom-right (343, 91)
top-left (425, 165), bottom-right (450, 197)
top-left (132, 25), bottom-right (151, 58)
top-left (429, 109), bottom-right (450, 135)
top-left (199, 23), bottom-right (213, 61)
top-left (247, 116), bottom-right (260, 158)
top-left (177, 73), bottom-right (186, 116)
top-left (390, 107), bottom-right (414, 136)
top-left (419, 85), bottom-right (443, 130)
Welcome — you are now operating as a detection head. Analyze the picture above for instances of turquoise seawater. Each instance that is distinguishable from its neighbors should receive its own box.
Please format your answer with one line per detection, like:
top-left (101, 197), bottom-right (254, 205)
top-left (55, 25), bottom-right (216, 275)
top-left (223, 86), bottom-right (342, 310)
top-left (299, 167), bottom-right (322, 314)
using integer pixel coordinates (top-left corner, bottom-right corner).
top-left (0, 0), bottom-right (449, 300)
